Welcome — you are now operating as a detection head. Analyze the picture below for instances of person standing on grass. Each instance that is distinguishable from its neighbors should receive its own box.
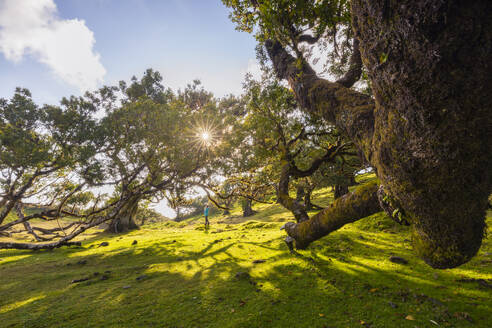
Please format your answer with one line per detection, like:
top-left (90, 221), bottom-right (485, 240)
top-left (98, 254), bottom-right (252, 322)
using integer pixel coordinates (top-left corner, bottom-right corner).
top-left (204, 205), bottom-right (210, 228)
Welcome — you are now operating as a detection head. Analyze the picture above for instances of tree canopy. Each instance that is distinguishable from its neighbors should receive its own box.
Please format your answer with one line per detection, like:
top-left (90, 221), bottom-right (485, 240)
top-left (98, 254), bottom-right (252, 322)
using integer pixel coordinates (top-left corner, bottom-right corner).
top-left (0, 70), bottom-right (227, 248)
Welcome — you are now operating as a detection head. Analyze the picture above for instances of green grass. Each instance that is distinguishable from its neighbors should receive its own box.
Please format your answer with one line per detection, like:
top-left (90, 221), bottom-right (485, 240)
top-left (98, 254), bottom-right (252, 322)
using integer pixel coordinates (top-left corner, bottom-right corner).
top-left (1, 182), bottom-right (491, 327)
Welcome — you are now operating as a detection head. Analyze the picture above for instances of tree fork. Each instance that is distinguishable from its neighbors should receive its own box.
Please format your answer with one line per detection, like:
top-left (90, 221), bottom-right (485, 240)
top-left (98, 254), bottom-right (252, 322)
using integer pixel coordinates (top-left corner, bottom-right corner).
top-left (264, 39), bottom-right (375, 160)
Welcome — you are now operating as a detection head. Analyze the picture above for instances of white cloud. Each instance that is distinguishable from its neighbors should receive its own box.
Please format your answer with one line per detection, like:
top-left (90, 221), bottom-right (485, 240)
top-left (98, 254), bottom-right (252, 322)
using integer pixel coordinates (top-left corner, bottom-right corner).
top-left (245, 58), bottom-right (262, 81)
top-left (0, 0), bottom-right (106, 91)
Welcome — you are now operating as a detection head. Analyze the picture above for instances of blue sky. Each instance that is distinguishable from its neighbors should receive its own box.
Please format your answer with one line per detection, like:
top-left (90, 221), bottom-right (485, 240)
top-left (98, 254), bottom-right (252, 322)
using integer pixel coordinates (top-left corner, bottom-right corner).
top-left (0, 0), bottom-right (259, 106)
top-left (0, 0), bottom-right (259, 217)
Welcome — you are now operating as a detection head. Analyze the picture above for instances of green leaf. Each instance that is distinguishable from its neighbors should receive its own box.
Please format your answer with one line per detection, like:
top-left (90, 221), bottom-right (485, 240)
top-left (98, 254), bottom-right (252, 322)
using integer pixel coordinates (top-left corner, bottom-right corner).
top-left (379, 53), bottom-right (388, 64)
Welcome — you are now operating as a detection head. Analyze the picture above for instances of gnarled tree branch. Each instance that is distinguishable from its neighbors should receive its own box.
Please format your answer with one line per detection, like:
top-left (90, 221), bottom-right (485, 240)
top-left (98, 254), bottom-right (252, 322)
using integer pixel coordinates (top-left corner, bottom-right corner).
top-left (283, 180), bottom-right (380, 249)
top-left (277, 163), bottom-right (310, 223)
top-left (335, 38), bottom-right (363, 88)
top-left (264, 39), bottom-right (375, 161)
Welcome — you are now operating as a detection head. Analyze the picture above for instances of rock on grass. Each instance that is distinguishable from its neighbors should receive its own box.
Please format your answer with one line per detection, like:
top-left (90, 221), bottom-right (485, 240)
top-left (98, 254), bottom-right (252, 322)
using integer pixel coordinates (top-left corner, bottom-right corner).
top-left (136, 274), bottom-right (148, 281)
top-left (389, 256), bottom-right (408, 264)
top-left (234, 272), bottom-right (251, 280)
top-left (71, 277), bottom-right (90, 284)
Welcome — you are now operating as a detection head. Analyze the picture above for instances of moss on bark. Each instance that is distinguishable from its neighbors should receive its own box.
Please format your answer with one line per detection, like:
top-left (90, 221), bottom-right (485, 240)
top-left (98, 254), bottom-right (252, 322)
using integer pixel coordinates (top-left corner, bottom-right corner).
top-left (106, 195), bottom-right (140, 233)
top-left (351, 0), bottom-right (492, 268)
top-left (285, 181), bottom-right (381, 249)
top-left (268, 0), bottom-right (492, 269)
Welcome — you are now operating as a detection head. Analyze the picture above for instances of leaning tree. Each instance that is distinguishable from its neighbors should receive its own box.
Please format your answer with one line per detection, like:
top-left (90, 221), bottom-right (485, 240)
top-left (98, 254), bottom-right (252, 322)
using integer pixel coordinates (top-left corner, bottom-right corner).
top-left (0, 88), bottom-right (117, 249)
top-left (0, 70), bottom-right (223, 248)
top-left (224, 0), bottom-right (492, 268)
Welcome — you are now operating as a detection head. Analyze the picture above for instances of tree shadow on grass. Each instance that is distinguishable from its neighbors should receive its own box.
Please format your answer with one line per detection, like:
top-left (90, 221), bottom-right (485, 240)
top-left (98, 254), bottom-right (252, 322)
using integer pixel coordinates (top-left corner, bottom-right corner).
top-left (1, 221), bottom-right (491, 328)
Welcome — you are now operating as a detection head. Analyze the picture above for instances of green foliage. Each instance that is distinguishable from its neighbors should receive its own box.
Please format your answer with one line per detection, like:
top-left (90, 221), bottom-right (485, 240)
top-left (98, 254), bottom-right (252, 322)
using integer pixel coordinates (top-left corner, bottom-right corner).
top-left (218, 70), bottom-right (362, 217)
top-left (222, 0), bottom-right (357, 81)
top-left (0, 87), bottom-right (103, 223)
top-left (0, 69), bottom-right (230, 240)
top-left (223, 0), bottom-right (349, 43)
top-left (80, 70), bottom-right (227, 222)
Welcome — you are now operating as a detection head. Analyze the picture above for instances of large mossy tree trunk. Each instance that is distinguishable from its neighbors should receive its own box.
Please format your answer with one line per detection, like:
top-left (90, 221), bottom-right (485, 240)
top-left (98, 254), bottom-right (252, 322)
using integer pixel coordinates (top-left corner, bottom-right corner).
top-left (351, 0), bottom-right (492, 268)
top-left (241, 198), bottom-right (256, 217)
top-left (334, 184), bottom-right (349, 200)
top-left (267, 0), bottom-right (492, 268)
top-left (105, 195), bottom-right (140, 233)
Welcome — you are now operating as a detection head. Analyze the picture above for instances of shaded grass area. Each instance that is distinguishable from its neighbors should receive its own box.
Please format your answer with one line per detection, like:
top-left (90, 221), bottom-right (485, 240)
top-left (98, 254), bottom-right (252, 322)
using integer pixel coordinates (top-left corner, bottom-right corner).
top-left (1, 184), bottom-right (491, 327)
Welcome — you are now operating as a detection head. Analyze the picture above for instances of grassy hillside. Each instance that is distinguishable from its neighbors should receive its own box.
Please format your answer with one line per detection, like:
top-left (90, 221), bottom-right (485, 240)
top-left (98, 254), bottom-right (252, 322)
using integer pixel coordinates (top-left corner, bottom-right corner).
top-left (1, 179), bottom-right (491, 327)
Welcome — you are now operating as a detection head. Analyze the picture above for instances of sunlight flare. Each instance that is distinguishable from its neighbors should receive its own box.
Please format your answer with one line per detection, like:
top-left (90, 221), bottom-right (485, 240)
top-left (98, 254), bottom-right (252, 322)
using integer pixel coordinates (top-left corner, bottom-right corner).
top-left (201, 132), bottom-right (210, 142)
top-left (191, 120), bottom-right (219, 149)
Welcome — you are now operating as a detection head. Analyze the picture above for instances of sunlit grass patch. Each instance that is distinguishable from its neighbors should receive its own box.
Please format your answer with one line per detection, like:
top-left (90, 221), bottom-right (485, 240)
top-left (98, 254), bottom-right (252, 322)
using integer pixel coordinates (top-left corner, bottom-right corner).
top-left (0, 254), bottom-right (31, 265)
top-left (0, 295), bottom-right (45, 314)
top-left (0, 180), bottom-right (491, 327)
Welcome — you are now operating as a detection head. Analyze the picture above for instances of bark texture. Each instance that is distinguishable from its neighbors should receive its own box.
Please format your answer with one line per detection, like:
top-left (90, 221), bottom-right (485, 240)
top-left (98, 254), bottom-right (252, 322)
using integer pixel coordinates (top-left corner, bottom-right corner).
top-left (352, 0), bottom-right (492, 268)
top-left (265, 40), bottom-right (375, 159)
top-left (268, 0), bottom-right (492, 268)
top-left (242, 199), bottom-right (256, 217)
top-left (105, 195), bottom-right (140, 233)
top-left (284, 181), bottom-right (380, 249)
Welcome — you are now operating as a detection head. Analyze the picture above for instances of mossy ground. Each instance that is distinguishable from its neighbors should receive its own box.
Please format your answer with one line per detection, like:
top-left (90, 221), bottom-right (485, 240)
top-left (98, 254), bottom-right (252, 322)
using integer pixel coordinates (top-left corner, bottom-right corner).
top-left (1, 179), bottom-right (491, 328)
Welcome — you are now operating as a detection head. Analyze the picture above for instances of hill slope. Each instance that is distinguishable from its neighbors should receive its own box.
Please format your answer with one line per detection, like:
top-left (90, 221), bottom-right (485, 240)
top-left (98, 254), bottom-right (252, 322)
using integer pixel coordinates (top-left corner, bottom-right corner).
top-left (1, 185), bottom-right (491, 328)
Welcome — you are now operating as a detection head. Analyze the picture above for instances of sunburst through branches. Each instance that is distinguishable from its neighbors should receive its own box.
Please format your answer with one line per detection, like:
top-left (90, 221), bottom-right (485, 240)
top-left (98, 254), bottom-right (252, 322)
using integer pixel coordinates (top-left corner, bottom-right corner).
top-left (190, 120), bottom-right (219, 149)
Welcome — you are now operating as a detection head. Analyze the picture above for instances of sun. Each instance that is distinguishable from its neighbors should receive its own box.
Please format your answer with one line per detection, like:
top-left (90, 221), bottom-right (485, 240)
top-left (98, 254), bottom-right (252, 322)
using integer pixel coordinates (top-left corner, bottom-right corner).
top-left (197, 129), bottom-right (213, 147)
top-left (191, 124), bottom-right (217, 149)
top-left (201, 132), bottom-right (210, 142)
top-left (189, 118), bottom-right (220, 150)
